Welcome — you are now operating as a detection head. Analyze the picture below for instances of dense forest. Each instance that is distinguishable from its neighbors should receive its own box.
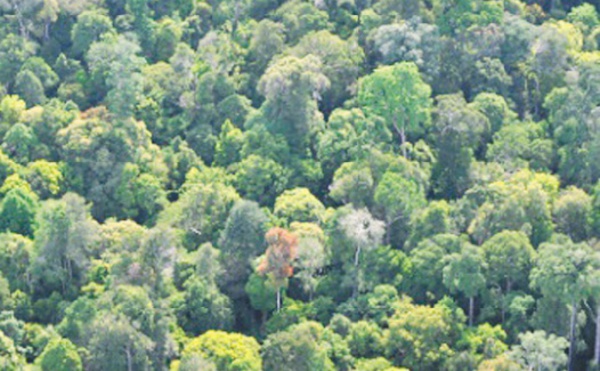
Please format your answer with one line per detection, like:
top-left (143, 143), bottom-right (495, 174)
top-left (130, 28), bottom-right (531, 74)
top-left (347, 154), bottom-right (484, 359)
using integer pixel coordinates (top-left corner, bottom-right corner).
top-left (0, 0), bottom-right (600, 370)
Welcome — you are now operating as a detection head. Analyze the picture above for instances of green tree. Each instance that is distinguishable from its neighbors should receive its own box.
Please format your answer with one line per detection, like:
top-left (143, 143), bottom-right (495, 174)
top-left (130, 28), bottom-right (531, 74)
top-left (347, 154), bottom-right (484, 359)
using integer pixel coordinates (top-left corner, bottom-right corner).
top-left (262, 321), bottom-right (335, 371)
top-left (430, 93), bottom-right (489, 199)
top-left (386, 297), bottom-right (465, 369)
top-left (552, 187), bottom-right (591, 242)
top-left (443, 242), bottom-right (487, 327)
top-left (274, 188), bottom-right (325, 225)
top-left (231, 155), bottom-right (288, 206)
top-left (88, 312), bottom-right (153, 371)
top-left (406, 200), bottom-right (452, 249)
top-left (0, 233), bottom-right (32, 292)
top-left (14, 70), bottom-right (46, 107)
top-left (273, 0), bottom-right (331, 43)
top-left (31, 193), bottom-right (100, 298)
top-left (159, 179), bottom-right (240, 248)
top-left (347, 320), bottom-right (385, 358)
top-left (374, 171), bottom-right (426, 246)
top-left (289, 30), bottom-right (364, 113)
top-left (70, 10), bottom-right (115, 57)
top-left (218, 200), bottom-right (268, 300)
top-left (530, 236), bottom-right (600, 371)
top-left (87, 35), bottom-right (146, 118)
top-left (173, 275), bottom-right (233, 335)
top-left (407, 234), bottom-right (462, 303)
top-left (0, 329), bottom-right (24, 370)
top-left (482, 231), bottom-right (535, 322)
top-left (508, 330), bottom-right (569, 371)
top-left (0, 35), bottom-right (36, 85)
top-left (0, 187), bottom-right (38, 237)
top-left (182, 330), bottom-right (261, 371)
top-left (37, 338), bottom-right (82, 371)
top-left (214, 120), bottom-right (243, 167)
top-left (256, 55), bottom-right (329, 150)
top-left (358, 62), bottom-right (432, 158)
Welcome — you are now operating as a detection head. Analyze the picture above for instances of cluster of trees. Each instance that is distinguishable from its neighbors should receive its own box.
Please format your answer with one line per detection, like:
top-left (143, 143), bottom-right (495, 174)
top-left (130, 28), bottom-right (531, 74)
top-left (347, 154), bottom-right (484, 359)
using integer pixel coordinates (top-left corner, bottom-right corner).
top-left (0, 0), bottom-right (599, 370)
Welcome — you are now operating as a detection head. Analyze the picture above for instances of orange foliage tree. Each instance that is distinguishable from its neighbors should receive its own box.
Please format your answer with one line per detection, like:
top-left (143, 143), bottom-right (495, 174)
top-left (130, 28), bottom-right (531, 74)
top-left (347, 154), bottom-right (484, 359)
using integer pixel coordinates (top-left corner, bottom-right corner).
top-left (258, 227), bottom-right (298, 311)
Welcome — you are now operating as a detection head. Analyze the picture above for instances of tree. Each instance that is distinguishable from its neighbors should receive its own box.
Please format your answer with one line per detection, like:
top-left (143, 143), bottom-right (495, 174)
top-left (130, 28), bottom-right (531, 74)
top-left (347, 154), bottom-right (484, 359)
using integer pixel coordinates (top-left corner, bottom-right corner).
top-left (369, 17), bottom-right (441, 82)
top-left (258, 227), bottom-right (298, 311)
top-left (246, 20), bottom-right (285, 80)
top-left (358, 62), bottom-right (432, 157)
top-left (23, 160), bottom-right (62, 199)
top-left (182, 330), bottom-right (261, 371)
top-left (0, 233), bottom-right (32, 293)
top-left (230, 155), bottom-right (289, 206)
top-left (274, 188), bottom-right (325, 225)
top-left (86, 35), bottom-right (146, 118)
top-left (14, 70), bottom-right (46, 107)
top-left (289, 30), bottom-right (364, 113)
top-left (273, 0), bottom-right (331, 43)
top-left (443, 242), bottom-right (487, 327)
top-left (0, 329), bottom-right (24, 370)
top-left (173, 275), bottom-right (233, 335)
top-left (257, 55), bottom-right (329, 150)
top-left (0, 187), bottom-right (38, 237)
top-left (292, 223), bottom-right (328, 300)
top-left (159, 179), bottom-right (240, 248)
top-left (482, 231), bottom-right (536, 322)
top-left (338, 208), bottom-right (385, 296)
top-left (508, 330), bottom-right (569, 371)
top-left (37, 338), bottom-right (82, 371)
top-left (552, 187), bottom-right (591, 242)
top-left (0, 34), bottom-right (36, 86)
top-left (430, 93), bottom-right (490, 199)
top-left (374, 171), bottom-right (426, 246)
top-left (218, 200), bottom-right (268, 300)
top-left (88, 312), bottom-right (153, 371)
top-left (347, 320), bottom-right (385, 358)
top-left (70, 10), bottom-right (115, 57)
top-left (214, 120), bottom-right (243, 167)
top-left (329, 162), bottom-right (375, 208)
top-left (31, 193), bottom-right (99, 298)
top-left (530, 236), bottom-right (600, 371)
top-left (406, 200), bottom-right (452, 249)
top-left (386, 297), bottom-right (465, 369)
top-left (262, 321), bottom-right (335, 371)
top-left (20, 57), bottom-right (59, 92)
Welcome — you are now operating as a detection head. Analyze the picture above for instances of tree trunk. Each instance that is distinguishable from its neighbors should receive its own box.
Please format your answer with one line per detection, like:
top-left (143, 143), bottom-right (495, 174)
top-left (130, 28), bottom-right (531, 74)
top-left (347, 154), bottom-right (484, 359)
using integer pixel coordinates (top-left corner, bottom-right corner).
top-left (276, 287), bottom-right (282, 312)
top-left (400, 126), bottom-right (407, 158)
top-left (568, 301), bottom-right (578, 371)
top-left (391, 118), bottom-right (408, 158)
top-left (354, 246), bottom-right (361, 267)
top-left (353, 246), bottom-right (362, 297)
top-left (469, 296), bottom-right (475, 327)
top-left (261, 310), bottom-right (267, 335)
top-left (125, 345), bottom-right (133, 371)
top-left (594, 302), bottom-right (600, 366)
top-left (385, 220), bottom-right (391, 246)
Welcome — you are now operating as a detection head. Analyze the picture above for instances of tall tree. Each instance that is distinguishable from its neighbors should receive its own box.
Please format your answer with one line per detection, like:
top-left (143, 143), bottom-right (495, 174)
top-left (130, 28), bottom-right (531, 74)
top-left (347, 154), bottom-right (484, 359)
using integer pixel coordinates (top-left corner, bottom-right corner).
top-left (530, 236), bottom-right (600, 371)
top-left (256, 55), bottom-right (330, 150)
top-left (31, 193), bottom-right (99, 298)
top-left (257, 227), bottom-right (298, 311)
top-left (338, 208), bottom-right (385, 296)
top-left (358, 62), bottom-right (432, 157)
top-left (442, 241), bottom-right (487, 326)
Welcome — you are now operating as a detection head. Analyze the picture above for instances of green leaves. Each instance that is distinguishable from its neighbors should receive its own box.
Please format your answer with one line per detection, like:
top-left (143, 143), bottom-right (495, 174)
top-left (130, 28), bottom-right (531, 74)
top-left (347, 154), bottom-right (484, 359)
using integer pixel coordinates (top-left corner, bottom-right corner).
top-left (358, 62), bottom-right (432, 156)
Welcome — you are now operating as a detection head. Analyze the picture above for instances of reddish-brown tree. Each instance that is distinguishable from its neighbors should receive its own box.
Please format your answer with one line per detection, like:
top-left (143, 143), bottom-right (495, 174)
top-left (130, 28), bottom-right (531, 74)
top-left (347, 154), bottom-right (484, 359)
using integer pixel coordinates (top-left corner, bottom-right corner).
top-left (258, 227), bottom-right (298, 311)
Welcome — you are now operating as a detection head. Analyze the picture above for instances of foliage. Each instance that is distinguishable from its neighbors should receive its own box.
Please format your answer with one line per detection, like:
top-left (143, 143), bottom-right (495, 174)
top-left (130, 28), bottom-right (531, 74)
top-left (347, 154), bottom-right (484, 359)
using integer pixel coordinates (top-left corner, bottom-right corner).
top-left (0, 0), bottom-right (597, 369)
